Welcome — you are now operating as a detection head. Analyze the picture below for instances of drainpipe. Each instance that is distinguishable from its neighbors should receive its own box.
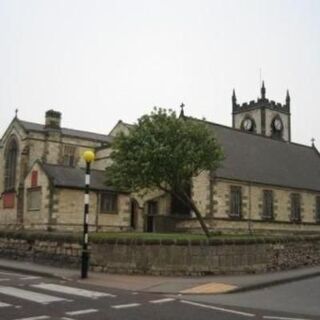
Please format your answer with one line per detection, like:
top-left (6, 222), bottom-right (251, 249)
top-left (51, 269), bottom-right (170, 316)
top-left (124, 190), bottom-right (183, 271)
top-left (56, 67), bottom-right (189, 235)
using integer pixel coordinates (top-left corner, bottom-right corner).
top-left (48, 182), bottom-right (54, 231)
top-left (248, 182), bottom-right (252, 235)
top-left (209, 171), bottom-right (214, 217)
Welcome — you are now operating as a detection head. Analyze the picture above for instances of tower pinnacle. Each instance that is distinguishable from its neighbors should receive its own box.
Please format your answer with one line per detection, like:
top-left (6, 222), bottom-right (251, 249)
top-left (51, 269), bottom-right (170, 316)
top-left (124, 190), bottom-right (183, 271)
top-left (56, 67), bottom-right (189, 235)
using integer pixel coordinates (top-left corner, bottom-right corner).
top-left (286, 90), bottom-right (290, 105)
top-left (232, 89), bottom-right (237, 106)
top-left (261, 81), bottom-right (266, 99)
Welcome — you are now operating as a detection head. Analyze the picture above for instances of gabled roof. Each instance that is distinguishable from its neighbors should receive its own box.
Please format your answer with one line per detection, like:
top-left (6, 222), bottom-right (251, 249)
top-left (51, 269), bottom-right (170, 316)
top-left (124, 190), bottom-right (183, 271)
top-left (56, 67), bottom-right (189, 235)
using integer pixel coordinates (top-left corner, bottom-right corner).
top-left (18, 120), bottom-right (113, 143)
top-left (42, 163), bottom-right (123, 192)
top-left (108, 120), bottom-right (133, 137)
top-left (197, 119), bottom-right (320, 192)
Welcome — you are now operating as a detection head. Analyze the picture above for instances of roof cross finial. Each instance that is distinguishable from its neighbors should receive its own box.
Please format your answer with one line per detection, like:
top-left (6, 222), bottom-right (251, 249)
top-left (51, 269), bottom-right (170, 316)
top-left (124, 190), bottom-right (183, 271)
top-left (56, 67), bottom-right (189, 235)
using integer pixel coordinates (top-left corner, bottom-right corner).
top-left (15, 108), bottom-right (18, 118)
top-left (180, 102), bottom-right (185, 117)
top-left (311, 137), bottom-right (315, 147)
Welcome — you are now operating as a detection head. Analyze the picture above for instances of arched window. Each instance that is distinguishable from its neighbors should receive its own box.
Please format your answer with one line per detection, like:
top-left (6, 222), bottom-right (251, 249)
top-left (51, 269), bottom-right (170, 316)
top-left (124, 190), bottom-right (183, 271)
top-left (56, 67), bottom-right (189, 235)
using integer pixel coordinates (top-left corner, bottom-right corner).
top-left (4, 137), bottom-right (18, 191)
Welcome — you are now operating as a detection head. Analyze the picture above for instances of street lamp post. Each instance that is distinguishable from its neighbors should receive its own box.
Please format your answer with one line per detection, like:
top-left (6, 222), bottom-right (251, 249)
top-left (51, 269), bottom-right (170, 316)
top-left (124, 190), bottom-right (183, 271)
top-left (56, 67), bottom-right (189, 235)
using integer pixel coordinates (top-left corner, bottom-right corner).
top-left (81, 150), bottom-right (95, 279)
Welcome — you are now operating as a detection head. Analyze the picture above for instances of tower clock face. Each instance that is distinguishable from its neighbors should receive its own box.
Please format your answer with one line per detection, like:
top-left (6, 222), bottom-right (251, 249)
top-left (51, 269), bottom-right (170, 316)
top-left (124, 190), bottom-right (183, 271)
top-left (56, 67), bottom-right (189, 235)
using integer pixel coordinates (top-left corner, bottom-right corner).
top-left (243, 118), bottom-right (253, 131)
top-left (274, 118), bottom-right (283, 131)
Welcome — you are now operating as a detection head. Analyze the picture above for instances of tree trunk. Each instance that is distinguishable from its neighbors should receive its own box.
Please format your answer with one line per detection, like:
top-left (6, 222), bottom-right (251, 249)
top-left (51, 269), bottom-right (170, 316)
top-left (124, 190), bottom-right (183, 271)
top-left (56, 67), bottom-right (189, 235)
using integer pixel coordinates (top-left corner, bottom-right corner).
top-left (182, 193), bottom-right (211, 238)
top-left (159, 186), bottom-right (211, 238)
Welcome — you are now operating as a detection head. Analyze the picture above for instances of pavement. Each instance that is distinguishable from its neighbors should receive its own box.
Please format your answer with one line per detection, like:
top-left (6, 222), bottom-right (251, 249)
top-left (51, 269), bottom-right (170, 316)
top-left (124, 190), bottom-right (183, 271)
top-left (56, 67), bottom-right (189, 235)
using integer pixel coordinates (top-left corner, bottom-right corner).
top-left (0, 258), bottom-right (319, 295)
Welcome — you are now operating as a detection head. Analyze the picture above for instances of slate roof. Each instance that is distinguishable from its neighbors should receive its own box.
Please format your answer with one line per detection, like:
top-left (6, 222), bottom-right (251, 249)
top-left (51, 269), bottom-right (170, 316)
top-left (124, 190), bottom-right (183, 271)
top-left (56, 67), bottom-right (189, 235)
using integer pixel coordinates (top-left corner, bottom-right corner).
top-left (42, 118), bottom-right (320, 192)
top-left (18, 120), bottom-right (113, 143)
top-left (42, 164), bottom-right (121, 192)
top-left (198, 119), bottom-right (320, 192)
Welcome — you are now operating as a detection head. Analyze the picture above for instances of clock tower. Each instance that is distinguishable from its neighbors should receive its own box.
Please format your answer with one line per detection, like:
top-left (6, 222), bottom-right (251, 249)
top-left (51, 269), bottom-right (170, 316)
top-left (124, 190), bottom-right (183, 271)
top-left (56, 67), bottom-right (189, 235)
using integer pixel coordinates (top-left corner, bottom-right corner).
top-left (232, 82), bottom-right (291, 142)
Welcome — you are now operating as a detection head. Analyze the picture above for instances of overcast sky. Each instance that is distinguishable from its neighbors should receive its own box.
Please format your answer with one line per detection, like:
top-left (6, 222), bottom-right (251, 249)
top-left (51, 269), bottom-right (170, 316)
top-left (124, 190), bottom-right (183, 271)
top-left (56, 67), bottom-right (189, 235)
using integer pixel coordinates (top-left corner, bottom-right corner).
top-left (0, 0), bottom-right (319, 146)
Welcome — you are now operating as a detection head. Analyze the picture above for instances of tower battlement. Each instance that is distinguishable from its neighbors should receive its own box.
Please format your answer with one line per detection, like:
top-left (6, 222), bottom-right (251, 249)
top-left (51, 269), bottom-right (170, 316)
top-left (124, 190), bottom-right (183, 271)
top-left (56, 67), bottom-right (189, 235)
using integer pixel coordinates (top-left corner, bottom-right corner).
top-left (232, 82), bottom-right (291, 141)
top-left (232, 83), bottom-right (290, 114)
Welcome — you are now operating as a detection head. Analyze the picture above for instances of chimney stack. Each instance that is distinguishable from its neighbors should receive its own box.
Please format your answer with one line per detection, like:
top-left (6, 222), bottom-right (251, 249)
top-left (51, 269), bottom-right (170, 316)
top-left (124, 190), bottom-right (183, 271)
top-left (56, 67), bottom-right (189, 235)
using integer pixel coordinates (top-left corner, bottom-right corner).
top-left (45, 110), bottom-right (61, 129)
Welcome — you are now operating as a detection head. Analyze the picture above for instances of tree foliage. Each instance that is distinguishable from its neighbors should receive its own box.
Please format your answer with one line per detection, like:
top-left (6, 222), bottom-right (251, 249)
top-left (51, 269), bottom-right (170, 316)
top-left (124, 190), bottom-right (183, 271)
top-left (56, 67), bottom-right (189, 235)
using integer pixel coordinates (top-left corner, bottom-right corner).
top-left (106, 108), bottom-right (224, 237)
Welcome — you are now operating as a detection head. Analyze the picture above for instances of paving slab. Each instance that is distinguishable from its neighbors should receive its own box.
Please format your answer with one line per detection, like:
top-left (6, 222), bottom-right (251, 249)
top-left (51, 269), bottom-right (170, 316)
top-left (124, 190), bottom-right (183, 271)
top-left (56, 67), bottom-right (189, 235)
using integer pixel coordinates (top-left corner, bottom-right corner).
top-left (0, 258), bottom-right (319, 295)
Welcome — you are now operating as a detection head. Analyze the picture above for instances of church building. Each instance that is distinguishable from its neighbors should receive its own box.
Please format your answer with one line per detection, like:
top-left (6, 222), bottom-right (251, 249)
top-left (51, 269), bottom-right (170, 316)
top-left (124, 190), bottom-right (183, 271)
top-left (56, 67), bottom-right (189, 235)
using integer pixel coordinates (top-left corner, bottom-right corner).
top-left (1, 83), bottom-right (320, 233)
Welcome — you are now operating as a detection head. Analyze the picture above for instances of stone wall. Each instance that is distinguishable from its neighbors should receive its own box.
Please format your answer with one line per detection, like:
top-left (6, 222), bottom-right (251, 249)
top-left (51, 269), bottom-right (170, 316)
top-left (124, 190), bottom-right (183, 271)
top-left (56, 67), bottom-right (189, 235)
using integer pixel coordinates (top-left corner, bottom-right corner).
top-left (0, 115), bottom-right (108, 229)
top-left (265, 109), bottom-right (290, 141)
top-left (23, 162), bottom-right (51, 229)
top-left (0, 231), bottom-right (320, 276)
top-left (234, 108), bottom-right (262, 134)
top-left (0, 123), bottom-right (29, 227)
top-left (94, 148), bottom-right (112, 170)
top-left (182, 177), bottom-right (320, 233)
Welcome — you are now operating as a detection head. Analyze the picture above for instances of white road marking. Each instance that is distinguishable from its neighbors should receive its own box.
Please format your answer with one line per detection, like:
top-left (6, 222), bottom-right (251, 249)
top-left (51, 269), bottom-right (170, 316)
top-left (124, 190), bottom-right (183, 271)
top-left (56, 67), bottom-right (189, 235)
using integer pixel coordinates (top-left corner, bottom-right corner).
top-left (66, 309), bottom-right (98, 315)
top-left (0, 301), bottom-right (11, 307)
top-left (181, 300), bottom-right (255, 317)
top-left (0, 271), bottom-right (25, 277)
top-left (112, 303), bottom-right (141, 309)
top-left (149, 298), bottom-right (175, 304)
top-left (0, 278), bottom-right (10, 281)
top-left (61, 318), bottom-right (76, 320)
top-left (32, 283), bottom-right (115, 298)
top-left (20, 276), bottom-right (42, 280)
top-left (263, 316), bottom-right (311, 320)
top-left (13, 316), bottom-right (50, 320)
top-left (0, 286), bottom-right (68, 304)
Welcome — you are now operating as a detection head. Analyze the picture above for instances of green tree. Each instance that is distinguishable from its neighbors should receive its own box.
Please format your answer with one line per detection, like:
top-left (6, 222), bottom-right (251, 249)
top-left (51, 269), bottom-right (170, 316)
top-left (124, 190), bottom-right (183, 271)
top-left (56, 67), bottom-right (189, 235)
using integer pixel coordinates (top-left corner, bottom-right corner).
top-left (106, 108), bottom-right (224, 237)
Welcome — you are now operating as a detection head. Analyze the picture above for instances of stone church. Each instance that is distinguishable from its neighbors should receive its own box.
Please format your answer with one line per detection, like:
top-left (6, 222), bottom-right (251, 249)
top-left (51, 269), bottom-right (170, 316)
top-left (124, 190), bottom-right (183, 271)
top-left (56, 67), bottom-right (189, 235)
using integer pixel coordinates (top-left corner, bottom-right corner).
top-left (1, 83), bottom-right (320, 233)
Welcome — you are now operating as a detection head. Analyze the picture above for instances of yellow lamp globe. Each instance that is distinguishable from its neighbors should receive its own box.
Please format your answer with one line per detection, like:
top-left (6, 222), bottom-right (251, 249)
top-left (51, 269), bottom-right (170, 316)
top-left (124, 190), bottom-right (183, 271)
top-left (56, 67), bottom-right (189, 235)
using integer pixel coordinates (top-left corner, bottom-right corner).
top-left (83, 150), bottom-right (95, 163)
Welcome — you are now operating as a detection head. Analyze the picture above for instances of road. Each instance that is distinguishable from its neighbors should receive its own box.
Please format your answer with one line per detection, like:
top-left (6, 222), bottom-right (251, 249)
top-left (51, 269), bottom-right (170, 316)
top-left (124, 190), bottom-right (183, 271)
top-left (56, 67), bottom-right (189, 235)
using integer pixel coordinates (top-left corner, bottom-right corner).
top-left (183, 275), bottom-right (320, 319)
top-left (0, 269), bottom-right (319, 320)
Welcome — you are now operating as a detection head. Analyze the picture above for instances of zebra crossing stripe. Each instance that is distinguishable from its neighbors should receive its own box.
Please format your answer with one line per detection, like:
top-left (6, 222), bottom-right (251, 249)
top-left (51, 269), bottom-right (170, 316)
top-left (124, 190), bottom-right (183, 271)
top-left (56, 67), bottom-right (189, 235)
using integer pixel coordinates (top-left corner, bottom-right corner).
top-left (112, 303), bottom-right (141, 309)
top-left (20, 276), bottom-right (42, 280)
top-left (149, 298), bottom-right (175, 304)
top-left (32, 283), bottom-right (116, 298)
top-left (12, 316), bottom-right (50, 320)
top-left (0, 301), bottom-right (11, 307)
top-left (66, 309), bottom-right (98, 315)
top-left (0, 286), bottom-right (68, 304)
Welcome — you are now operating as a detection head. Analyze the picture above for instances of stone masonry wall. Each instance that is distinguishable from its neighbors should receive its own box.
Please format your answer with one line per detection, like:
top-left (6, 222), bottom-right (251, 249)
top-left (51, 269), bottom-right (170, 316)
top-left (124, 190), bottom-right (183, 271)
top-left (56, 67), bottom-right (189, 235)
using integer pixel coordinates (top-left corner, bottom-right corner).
top-left (23, 162), bottom-right (51, 230)
top-left (183, 178), bottom-right (320, 233)
top-left (234, 108), bottom-right (262, 134)
top-left (0, 232), bottom-right (320, 276)
top-left (0, 122), bottom-right (28, 227)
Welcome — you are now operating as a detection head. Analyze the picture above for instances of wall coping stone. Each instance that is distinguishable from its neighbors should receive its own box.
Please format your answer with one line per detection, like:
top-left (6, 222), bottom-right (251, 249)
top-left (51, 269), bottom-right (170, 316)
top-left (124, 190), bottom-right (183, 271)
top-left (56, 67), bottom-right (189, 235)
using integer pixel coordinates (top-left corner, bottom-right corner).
top-left (1, 230), bottom-right (320, 246)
